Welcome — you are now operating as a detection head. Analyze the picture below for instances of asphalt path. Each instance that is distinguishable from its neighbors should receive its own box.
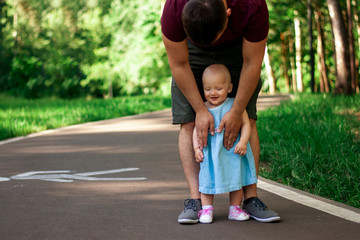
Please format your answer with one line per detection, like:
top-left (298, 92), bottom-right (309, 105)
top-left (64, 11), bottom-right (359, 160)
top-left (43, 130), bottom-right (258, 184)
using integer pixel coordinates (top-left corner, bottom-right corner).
top-left (1, 95), bottom-right (359, 240)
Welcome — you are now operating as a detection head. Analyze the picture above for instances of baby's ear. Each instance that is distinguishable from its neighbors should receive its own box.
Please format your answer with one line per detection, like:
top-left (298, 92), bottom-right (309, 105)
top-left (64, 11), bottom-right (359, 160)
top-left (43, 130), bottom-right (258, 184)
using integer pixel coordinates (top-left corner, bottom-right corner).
top-left (228, 83), bottom-right (233, 93)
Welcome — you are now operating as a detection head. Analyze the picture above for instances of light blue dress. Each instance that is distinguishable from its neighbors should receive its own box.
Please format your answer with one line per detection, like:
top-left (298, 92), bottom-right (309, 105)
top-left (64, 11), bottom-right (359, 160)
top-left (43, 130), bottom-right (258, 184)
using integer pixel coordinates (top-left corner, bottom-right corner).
top-left (199, 98), bottom-right (258, 194)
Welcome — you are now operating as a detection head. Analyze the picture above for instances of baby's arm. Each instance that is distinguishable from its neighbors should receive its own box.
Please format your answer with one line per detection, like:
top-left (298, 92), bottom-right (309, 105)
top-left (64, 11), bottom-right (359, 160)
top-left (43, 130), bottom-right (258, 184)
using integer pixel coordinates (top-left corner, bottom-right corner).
top-left (193, 126), bottom-right (204, 162)
top-left (234, 110), bottom-right (251, 156)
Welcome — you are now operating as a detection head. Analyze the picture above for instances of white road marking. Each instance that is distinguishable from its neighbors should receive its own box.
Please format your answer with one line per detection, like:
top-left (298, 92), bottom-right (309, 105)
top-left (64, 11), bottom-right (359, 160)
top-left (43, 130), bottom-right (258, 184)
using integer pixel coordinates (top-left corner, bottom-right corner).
top-left (74, 168), bottom-right (140, 176)
top-left (3, 168), bottom-right (146, 182)
top-left (0, 177), bottom-right (10, 181)
top-left (257, 179), bottom-right (360, 224)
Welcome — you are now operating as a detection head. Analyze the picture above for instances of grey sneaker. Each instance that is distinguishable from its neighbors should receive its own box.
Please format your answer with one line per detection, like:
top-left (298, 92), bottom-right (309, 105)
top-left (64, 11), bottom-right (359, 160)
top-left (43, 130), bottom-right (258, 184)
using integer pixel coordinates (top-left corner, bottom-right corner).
top-left (243, 197), bottom-right (281, 223)
top-left (178, 199), bottom-right (201, 224)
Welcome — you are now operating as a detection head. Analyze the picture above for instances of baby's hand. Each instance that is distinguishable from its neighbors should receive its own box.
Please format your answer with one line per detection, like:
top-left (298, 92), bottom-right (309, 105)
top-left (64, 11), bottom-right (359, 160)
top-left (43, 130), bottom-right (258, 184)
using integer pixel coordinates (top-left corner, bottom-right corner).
top-left (194, 148), bottom-right (204, 162)
top-left (234, 143), bottom-right (247, 156)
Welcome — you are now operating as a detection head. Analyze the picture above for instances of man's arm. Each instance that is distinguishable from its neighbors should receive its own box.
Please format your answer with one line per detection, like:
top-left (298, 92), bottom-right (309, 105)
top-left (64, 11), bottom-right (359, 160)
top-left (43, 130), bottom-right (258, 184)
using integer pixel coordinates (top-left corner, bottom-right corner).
top-left (217, 37), bottom-right (267, 149)
top-left (162, 34), bottom-right (215, 147)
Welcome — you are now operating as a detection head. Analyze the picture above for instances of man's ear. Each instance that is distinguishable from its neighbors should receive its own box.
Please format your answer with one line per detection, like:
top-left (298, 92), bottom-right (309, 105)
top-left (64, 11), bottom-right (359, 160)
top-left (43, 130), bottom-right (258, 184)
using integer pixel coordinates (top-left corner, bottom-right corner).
top-left (226, 8), bottom-right (231, 16)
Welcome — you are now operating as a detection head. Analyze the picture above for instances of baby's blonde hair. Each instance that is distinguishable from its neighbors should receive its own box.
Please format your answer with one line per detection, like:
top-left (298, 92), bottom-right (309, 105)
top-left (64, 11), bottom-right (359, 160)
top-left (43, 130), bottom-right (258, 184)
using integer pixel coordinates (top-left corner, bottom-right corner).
top-left (202, 64), bottom-right (231, 85)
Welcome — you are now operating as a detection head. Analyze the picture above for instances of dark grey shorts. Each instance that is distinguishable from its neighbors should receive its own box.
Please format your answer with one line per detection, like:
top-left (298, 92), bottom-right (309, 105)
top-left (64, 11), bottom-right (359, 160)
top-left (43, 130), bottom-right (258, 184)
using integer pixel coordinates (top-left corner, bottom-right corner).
top-left (171, 40), bottom-right (262, 124)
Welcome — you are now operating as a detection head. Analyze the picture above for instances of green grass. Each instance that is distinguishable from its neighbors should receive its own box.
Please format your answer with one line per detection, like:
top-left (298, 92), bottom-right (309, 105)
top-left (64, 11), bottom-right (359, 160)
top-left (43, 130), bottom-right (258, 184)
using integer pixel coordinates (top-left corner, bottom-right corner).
top-left (258, 93), bottom-right (360, 208)
top-left (0, 95), bottom-right (171, 141)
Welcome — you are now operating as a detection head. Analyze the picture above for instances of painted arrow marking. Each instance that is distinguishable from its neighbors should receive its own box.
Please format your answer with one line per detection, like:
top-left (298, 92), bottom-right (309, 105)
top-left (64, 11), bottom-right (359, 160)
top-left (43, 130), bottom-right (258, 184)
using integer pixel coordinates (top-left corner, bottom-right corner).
top-left (0, 168), bottom-right (146, 182)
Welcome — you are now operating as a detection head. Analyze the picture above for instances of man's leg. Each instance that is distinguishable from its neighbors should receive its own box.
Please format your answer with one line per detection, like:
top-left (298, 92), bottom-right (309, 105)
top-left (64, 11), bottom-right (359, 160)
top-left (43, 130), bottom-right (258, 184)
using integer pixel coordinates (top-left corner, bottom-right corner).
top-left (243, 119), bottom-right (281, 223)
top-left (178, 122), bottom-right (200, 199)
top-left (242, 119), bottom-right (259, 200)
top-left (177, 121), bottom-right (202, 224)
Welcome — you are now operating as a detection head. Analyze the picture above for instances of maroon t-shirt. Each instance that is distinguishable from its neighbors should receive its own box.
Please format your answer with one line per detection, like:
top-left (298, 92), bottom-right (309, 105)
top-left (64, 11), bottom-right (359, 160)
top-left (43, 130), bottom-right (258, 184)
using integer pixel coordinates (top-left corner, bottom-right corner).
top-left (161, 0), bottom-right (269, 47)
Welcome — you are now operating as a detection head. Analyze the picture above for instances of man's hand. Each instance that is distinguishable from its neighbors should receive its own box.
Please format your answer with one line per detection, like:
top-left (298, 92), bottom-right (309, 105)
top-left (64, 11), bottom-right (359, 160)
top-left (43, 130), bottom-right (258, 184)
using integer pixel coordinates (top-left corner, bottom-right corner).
top-left (217, 109), bottom-right (243, 150)
top-left (195, 109), bottom-right (215, 149)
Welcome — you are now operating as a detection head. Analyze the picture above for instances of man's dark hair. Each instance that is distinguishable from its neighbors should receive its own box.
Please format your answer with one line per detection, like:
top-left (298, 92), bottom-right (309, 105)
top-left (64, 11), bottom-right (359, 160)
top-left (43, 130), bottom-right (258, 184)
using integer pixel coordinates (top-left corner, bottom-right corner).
top-left (182, 0), bottom-right (227, 45)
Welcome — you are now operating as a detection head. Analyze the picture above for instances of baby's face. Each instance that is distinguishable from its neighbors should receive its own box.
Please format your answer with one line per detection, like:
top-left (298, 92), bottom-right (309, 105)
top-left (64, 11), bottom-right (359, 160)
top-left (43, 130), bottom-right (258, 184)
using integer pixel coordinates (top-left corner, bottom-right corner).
top-left (203, 73), bottom-right (232, 107)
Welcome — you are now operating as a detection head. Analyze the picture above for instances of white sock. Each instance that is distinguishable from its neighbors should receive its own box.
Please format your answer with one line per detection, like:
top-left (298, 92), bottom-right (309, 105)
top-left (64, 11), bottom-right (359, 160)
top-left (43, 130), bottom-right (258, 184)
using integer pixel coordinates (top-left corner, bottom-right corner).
top-left (202, 205), bottom-right (213, 210)
top-left (229, 205), bottom-right (241, 211)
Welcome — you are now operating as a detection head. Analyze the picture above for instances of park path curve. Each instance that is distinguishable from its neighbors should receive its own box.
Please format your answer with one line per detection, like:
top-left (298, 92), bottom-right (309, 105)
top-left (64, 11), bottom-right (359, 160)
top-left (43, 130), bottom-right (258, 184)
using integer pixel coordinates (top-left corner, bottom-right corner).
top-left (0, 94), bottom-right (359, 240)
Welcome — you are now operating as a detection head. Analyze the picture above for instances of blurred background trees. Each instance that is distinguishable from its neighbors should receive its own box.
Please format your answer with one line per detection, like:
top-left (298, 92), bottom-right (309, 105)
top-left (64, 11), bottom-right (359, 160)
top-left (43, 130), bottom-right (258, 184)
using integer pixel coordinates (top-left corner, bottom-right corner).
top-left (264, 0), bottom-right (359, 95)
top-left (0, 0), bottom-right (359, 99)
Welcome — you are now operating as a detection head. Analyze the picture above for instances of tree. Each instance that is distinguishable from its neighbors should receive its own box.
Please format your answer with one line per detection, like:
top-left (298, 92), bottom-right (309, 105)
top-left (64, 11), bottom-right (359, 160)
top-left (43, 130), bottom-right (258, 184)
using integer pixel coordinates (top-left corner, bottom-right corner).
top-left (352, 0), bottom-right (360, 92)
top-left (327, 0), bottom-right (352, 94)
top-left (280, 33), bottom-right (291, 92)
top-left (314, 8), bottom-right (331, 92)
top-left (294, 10), bottom-right (304, 92)
top-left (289, 36), bottom-right (298, 92)
top-left (308, 0), bottom-right (315, 92)
top-left (353, 0), bottom-right (360, 54)
top-left (107, 0), bottom-right (169, 96)
top-left (347, 0), bottom-right (359, 93)
top-left (0, 0), bottom-right (13, 89)
top-left (264, 46), bottom-right (276, 94)
top-left (1, 0), bottom-right (359, 97)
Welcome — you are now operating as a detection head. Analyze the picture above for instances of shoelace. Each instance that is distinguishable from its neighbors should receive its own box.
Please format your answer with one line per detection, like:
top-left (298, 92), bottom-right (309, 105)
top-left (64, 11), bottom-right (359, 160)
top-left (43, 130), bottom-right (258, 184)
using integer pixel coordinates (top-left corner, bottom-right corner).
top-left (253, 198), bottom-right (267, 210)
top-left (183, 199), bottom-right (199, 212)
top-left (232, 206), bottom-right (249, 215)
top-left (198, 207), bottom-right (214, 217)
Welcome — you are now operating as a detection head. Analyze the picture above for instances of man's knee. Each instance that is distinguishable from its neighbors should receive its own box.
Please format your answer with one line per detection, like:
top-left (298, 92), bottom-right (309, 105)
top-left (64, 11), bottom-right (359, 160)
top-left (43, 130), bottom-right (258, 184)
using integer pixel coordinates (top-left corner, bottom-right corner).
top-left (180, 121), bottom-right (195, 132)
top-left (250, 118), bottom-right (257, 129)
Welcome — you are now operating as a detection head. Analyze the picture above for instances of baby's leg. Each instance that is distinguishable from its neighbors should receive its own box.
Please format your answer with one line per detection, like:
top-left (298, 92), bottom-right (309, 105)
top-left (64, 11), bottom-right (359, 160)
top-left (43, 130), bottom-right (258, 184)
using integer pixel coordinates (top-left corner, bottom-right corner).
top-left (228, 189), bottom-right (250, 221)
top-left (201, 193), bottom-right (214, 206)
top-left (199, 193), bottom-right (214, 223)
top-left (229, 189), bottom-right (243, 206)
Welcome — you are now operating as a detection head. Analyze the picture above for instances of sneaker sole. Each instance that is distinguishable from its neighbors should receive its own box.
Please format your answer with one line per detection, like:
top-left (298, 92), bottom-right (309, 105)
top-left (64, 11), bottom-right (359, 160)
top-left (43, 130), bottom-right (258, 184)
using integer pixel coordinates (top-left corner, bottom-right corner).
top-left (178, 218), bottom-right (199, 224)
top-left (250, 215), bottom-right (281, 223)
top-left (199, 217), bottom-right (213, 224)
top-left (228, 216), bottom-right (250, 221)
top-left (199, 220), bottom-right (213, 224)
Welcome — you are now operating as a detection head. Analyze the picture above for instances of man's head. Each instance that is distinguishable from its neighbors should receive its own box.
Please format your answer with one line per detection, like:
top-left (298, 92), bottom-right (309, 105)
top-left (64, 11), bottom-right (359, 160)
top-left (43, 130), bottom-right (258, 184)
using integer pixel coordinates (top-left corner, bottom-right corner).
top-left (182, 0), bottom-right (229, 45)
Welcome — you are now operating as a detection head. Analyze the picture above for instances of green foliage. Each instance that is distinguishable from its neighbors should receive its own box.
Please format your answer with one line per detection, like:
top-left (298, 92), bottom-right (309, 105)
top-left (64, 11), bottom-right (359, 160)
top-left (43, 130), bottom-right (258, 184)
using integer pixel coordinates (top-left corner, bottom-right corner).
top-left (258, 93), bottom-right (360, 208)
top-left (266, 0), bottom-right (345, 93)
top-left (0, 94), bottom-right (171, 140)
top-left (106, 0), bottom-right (170, 96)
top-left (0, 0), bottom-right (170, 98)
top-left (0, 0), bottom-right (358, 97)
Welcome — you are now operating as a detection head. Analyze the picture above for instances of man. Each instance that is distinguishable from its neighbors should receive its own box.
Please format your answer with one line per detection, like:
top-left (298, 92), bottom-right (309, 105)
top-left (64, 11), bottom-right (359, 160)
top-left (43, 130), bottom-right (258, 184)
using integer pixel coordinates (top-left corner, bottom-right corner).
top-left (161, 0), bottom-right (280, 223)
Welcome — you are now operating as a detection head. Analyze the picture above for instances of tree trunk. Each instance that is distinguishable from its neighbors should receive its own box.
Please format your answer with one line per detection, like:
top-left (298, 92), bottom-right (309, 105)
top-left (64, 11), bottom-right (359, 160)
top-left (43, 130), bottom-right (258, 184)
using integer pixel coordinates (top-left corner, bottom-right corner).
top-left (13, 11), bottom-right (18, 45)
top-left (294, 11), bottom-right (304, 92)
top-left (346, 0), bottom-right (357, 93)
top-left (351, 0), bottom-right (359, 92)
top-left (315, 9), bottom-right (330, 93)
top-left (308, 0), bottom-right (315, 93)
top-left (353, 0), bottom-right (360, 54)
top-left (0, 0), bottom-right (5, 37)
top-left (326, 0), bottom-right (352, 94)
top-left (289, 37), bottom-right (297, 93)
top-left (280, 33), bottom-right (290, 93)
top-left (264, 46), bottom-right (276, 94)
